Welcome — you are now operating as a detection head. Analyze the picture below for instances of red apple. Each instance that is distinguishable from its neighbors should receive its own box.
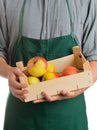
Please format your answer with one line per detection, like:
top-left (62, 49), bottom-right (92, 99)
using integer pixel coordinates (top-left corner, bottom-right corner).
top-left (23, 67), bottom-right (31, 76)
top-left (42, 72), bottom-right (59, 81)
top-left (27, 56), bottom-right (48, 77)
top-left (62, 66), bottom-right (79, 76)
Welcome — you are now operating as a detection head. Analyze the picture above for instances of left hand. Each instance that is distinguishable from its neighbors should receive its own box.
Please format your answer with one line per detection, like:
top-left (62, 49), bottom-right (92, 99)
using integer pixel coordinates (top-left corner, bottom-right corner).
top-left (33, 87), bottom-right (88, 103)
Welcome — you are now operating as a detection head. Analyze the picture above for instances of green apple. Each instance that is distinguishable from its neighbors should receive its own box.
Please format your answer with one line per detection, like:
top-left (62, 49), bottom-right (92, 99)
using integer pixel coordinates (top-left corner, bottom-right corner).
top-left (27, 56), bottom-right (48, 77)
top-left (27, 76), bottom-right (40, 85)
top-left (42, 72), bottom-right (59, 81)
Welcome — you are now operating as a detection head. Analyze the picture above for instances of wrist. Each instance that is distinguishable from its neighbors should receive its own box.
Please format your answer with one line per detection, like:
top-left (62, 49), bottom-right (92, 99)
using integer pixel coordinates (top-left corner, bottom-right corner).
top-left (5, 65), bottom-right (12, 78)
top-left (0, 57), bottom-right (12, 78)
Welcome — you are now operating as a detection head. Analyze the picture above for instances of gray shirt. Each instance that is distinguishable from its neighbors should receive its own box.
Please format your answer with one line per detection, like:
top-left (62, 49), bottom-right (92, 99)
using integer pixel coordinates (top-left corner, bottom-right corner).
top-left (0, 0), bottom-right (97, 62)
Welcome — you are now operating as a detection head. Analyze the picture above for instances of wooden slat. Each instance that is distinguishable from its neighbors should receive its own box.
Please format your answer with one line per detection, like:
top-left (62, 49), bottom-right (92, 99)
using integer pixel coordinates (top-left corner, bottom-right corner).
top-left (19, 76), bottom-right (28, 84)
top-left (16, 61), bottom-right (28, 84)
top-left (73, 46), bottom-right (86, 69)
top-left (16, 61), bottom-right (24, 71)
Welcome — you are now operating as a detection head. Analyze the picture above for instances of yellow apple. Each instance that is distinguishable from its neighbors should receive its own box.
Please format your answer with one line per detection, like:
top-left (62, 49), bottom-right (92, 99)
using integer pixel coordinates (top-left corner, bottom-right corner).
top-left (42, 72), bottom-right (59, 81)
top-left (27, 56), bottom-right (48, 77)
top-left (27, 76), bottom-right (40, 85)
top-left (47, 63), bottom-right (55, 72)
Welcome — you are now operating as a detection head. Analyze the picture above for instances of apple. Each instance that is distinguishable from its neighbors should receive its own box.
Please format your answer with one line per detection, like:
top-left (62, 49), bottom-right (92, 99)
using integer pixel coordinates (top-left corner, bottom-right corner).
top-left (27, 76), bottom-right (40, 85)
top-left (62, 66), bottom-right (79, 76)
top-left (27, 56), bottom-right (48, 77)
top-left (23, 67), bottom-right (31, 76)
top-left (47, 63), bottom-right (55, 72)
top-left (42, 72), bottom-right (59, 81)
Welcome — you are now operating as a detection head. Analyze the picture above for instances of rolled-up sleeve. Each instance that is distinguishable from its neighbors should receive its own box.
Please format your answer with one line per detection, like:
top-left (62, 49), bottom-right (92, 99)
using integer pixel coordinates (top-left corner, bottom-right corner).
top-left (0, 0), bottom-right (8, 61)
top-left (81, 0), bottom-right (97, 61)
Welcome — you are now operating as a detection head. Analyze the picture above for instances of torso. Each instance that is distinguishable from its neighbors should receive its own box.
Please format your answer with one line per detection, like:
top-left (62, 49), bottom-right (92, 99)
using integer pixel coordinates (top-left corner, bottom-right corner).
top-left (5, 0), bottom-right (88, 40)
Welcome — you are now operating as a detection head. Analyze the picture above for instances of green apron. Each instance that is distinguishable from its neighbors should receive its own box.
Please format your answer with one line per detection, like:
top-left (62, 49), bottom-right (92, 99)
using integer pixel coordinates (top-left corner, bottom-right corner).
top-left (4, 0), bottom-right (88, 130)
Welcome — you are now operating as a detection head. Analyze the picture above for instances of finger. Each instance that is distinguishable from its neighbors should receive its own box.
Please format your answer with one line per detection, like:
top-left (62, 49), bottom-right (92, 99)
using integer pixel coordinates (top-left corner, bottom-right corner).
top-left (33, 93), bottom-right (70, 103)
top-left (72, 87), bottom-right (88, 97)
top-left (10, 87), bottom-right (28, 99)
top-left (37, 91), bottom-right (69, 102)
top-left (15, 95), bottom-right (27, 102)
top-left (33, 98), bottom-right (46, 103)
top-left (13, 82), bottom-right (28, 89)
top-left (33, 92), bottom-right (52, 103)
top-left (33, 95), bottom-right (63, 103)
top-left (61, 90), bottom-right (75, 98)
top-left (11, 89), bottom-right (28, 102)
top-left (42, 92), bottom-right (65, 102)
top-left (60, 90), bottom-right (68, 95)
top-left (41, 92), bottom-right (52, 101)
top-left (33, 91), bottom-right (57, 103)
top-left (9, 83), bottom-right (27, 92)
top-left (9, 77), bottom-right (28, 90)
top-left (13, 67), bottom-right (26, 77)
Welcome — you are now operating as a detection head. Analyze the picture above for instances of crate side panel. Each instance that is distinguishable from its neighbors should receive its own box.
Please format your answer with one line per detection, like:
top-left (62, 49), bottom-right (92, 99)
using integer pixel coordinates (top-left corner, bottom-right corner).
top-left (24, 71), bottom-right (93, 102)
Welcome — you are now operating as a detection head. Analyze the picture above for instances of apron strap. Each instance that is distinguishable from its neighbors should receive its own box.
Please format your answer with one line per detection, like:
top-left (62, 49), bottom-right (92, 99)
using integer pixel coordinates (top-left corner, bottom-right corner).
top-left (66, 0), bottom-right (74, 37)
top-left (10, 0), bottom-right (26, 65)
top-left (18, 0), bottom-right (26, 44)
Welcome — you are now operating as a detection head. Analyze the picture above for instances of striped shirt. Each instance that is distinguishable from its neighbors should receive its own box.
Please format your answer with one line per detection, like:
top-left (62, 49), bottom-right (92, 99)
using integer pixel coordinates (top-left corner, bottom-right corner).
top-left (0, 0), bottom-right (97, 62)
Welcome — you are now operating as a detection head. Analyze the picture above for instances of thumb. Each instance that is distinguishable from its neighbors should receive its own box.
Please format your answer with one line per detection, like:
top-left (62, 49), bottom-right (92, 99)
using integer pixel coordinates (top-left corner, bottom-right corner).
top-left (14, 67), bottom-right (27, 77)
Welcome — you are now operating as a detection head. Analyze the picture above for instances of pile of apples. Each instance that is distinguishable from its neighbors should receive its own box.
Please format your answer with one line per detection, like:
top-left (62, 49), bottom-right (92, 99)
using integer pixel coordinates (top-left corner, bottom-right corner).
top-left (23, 56), bottom-right (79, 85)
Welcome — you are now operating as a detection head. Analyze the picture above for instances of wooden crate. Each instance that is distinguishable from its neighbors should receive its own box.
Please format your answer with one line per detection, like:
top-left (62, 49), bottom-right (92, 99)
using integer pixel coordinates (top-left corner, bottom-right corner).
top-left (16, 46), bottom-right (93, 102)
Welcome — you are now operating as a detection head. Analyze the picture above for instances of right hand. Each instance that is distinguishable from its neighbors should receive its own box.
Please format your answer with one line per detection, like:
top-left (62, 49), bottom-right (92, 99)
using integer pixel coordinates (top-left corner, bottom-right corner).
top-left (7, 66), bottom-right (28, 101)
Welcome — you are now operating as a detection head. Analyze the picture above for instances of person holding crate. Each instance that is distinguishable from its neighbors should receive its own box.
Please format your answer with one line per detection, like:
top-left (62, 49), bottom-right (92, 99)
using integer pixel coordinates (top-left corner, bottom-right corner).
top-left (0, 0), bottom-right (97, 130)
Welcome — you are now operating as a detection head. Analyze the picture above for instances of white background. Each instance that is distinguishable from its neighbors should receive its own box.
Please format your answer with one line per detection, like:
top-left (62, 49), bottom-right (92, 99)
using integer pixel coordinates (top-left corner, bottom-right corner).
top-left (0, 77), bottom-right (97, 130)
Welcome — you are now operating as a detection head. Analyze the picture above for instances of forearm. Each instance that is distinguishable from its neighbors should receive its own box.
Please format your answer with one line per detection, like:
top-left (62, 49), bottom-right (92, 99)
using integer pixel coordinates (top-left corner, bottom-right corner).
top-left (0, 56), bottom-right (11, 78)
top-left (89, 60), bottom-right (97, 83)
top-left (0, 56), bottom-right (28, 101)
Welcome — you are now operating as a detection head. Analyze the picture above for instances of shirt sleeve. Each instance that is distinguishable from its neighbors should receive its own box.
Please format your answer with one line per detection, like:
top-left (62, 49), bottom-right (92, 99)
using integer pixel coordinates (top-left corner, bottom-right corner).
top-left (0, 0), bottom-right (8, 61)
top-left (81, 0), bottom-right (97, 61)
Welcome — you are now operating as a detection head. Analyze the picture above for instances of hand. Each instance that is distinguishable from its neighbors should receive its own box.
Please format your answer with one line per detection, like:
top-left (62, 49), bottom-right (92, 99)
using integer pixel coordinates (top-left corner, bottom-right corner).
top-left (33, 87), bottom-right (88, 103)
top-left (7, 66), bottom-right (28, 101)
